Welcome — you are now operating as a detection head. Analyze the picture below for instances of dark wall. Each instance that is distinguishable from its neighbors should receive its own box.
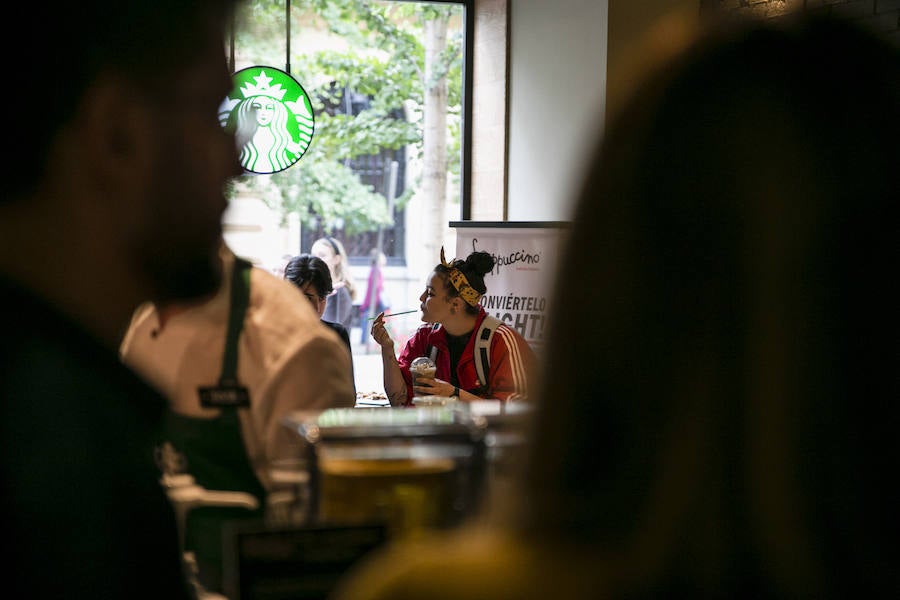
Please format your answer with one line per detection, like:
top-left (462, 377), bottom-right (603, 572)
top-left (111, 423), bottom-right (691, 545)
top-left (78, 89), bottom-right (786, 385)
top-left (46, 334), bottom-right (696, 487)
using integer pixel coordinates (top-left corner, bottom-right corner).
top-left (701, 0), bottom-right (899, 43)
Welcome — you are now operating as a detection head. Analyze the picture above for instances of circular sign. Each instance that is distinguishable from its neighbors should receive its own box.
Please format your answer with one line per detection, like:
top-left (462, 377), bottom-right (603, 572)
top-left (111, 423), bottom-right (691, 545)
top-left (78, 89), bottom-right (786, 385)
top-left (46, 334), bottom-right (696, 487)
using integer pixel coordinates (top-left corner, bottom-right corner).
top-left (219, 66), bottom-right (315, 175)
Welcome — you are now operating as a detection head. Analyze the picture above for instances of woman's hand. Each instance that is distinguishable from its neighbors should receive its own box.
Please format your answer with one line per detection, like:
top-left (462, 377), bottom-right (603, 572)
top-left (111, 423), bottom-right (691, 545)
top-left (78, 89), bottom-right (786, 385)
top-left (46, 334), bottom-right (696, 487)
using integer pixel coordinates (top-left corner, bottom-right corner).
top-left (371, 312), bottom-right (406, 406)
top-left (369, 312), bottom-right (394, 351)
top-left (413, 377), bottom-right (455, 398)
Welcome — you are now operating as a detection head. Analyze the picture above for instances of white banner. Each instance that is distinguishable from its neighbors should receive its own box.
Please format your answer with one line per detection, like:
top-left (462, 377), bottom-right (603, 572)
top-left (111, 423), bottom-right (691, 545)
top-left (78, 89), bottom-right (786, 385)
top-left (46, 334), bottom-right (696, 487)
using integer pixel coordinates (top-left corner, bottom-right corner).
top-left (453, 222), bottom-right (568, 355)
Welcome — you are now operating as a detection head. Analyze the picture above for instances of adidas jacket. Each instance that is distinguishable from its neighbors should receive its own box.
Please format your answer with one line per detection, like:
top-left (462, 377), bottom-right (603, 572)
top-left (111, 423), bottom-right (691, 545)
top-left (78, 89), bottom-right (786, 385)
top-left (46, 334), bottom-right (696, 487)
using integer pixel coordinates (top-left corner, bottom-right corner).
top-left (397, 307), bottom-right (535, 405)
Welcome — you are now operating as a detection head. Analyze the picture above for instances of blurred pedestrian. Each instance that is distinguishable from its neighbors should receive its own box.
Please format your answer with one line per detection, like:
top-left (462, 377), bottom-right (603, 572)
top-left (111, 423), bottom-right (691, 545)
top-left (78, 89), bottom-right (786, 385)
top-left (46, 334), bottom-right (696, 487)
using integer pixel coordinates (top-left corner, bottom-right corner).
top-left (359, 248), bottom-right (389, 343)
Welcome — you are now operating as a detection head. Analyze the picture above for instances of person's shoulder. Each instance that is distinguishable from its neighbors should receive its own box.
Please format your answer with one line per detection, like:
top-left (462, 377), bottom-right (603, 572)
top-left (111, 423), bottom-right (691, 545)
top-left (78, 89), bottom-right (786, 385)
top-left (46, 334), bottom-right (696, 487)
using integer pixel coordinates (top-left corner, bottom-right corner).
top-left (245, 266), bottom-right (344, 351)
top-left (494, 321), bottom-right (526, 340)
top-left (129, 301), bottom-right (157, 325)
top-left (323, 319), bottom-right (349, 335)
top-left (249, 263), bottom-right (292, 289)
top-left (416, 321), bottom-right (438, 332)
top-left (413, 321), bottom-right (441, 341)
top-left (394, 322), bottom-right (436, 359)
top-left (2, 289), bottom-right (166, 424)
top-left (322, 319), bottom-right (351, 342)
top-left (119, 301), bottom-right (158, 353)
top-left (2, 280), bottom-right (124, 372)
top-left (249, 266), bottom-right (317, 318)
top-left (492, 322), bottom-right (535, 356)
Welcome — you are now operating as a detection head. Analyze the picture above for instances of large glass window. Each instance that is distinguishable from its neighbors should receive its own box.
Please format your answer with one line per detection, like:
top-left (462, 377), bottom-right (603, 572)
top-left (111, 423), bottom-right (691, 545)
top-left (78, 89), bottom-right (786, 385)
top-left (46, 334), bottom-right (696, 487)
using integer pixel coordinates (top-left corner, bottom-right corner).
top-left (227, 0), bottom-right (472, 269)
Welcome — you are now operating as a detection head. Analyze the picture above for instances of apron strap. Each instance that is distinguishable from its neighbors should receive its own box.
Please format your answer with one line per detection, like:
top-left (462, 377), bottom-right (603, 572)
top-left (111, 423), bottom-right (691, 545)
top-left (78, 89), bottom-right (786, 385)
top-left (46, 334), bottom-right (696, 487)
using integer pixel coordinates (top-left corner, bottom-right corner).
top-left (220, 257), bottom-right (252, 386)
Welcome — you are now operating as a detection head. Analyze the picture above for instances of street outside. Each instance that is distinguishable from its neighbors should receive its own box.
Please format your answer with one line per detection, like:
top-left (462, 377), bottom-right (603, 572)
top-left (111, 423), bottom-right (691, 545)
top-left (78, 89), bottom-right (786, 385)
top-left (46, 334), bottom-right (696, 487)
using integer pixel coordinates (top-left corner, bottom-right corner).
top-left (351, 344), bottom-right (384, 395)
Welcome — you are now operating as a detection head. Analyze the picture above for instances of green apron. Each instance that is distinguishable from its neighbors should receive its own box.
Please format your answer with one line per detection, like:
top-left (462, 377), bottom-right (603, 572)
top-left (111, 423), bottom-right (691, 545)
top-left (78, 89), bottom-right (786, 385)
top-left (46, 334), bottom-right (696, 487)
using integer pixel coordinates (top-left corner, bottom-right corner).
top-left (160, 257), bottom-right (266, 593)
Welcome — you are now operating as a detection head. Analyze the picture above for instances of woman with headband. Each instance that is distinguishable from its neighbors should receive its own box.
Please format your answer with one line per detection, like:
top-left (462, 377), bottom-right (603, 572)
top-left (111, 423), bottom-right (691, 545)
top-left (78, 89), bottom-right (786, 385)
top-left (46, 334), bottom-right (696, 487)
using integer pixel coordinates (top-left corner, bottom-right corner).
top-left (311, 236), bottom-right (358, 331)
top-left (370, 248), bottom-right (536, 406)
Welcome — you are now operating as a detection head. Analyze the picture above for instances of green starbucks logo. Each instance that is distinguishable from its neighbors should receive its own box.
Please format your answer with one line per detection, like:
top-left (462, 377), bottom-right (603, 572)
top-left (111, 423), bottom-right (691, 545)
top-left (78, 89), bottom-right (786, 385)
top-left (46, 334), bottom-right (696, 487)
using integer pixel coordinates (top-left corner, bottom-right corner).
top-left (219, 66), bottom-right (314, 174)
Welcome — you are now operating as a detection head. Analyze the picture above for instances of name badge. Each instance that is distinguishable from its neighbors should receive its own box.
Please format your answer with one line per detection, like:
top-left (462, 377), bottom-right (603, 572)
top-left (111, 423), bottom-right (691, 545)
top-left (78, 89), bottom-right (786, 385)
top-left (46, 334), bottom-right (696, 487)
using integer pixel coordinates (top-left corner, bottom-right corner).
top-left (198, 384), bottom-right (251, 408)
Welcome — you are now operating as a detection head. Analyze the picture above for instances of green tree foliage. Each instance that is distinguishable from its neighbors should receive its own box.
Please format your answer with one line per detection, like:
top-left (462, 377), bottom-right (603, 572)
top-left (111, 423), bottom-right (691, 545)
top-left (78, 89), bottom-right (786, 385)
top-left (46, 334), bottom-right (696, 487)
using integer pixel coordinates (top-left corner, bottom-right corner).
top-left (231, 0), bottom-right (463, 235)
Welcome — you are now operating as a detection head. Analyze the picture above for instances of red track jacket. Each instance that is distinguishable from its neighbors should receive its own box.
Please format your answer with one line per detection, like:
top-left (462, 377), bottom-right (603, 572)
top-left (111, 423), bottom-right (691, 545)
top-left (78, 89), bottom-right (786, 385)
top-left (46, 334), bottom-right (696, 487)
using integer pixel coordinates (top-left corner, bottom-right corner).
top-left (397, 307), bottom-right (536, 405)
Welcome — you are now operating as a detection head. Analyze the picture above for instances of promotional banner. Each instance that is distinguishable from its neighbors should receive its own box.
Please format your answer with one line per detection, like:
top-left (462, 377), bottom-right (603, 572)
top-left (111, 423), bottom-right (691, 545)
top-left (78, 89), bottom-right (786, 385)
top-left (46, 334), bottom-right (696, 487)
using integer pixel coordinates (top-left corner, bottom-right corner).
top-left (452, 221), bottom-right (569, 356)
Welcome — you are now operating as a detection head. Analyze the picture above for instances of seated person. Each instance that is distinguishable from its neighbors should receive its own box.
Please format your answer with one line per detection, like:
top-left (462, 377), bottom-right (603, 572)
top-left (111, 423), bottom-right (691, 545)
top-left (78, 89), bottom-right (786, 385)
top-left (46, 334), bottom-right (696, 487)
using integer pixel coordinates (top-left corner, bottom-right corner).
top-left (311, 236), bottom-right (357, 331)
top-left (370, 247), bottom-right (536, 406)
top-left (284, 253), bottom-right (356, 396)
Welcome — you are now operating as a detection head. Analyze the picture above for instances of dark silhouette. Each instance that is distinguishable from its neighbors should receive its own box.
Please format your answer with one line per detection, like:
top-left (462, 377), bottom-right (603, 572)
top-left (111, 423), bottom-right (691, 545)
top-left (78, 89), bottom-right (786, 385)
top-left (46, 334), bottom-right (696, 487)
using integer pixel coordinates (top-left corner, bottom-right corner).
top-left (332, 13), bottom-right (899, 599)
top-left (1, 2), bottom-right (242, 598)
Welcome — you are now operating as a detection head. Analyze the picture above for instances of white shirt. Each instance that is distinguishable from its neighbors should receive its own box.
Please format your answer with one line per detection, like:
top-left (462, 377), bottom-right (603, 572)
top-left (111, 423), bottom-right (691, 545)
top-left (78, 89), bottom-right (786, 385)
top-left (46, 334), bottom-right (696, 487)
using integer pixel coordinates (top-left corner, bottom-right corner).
top-left (120, 249), bottom-right (356, 489)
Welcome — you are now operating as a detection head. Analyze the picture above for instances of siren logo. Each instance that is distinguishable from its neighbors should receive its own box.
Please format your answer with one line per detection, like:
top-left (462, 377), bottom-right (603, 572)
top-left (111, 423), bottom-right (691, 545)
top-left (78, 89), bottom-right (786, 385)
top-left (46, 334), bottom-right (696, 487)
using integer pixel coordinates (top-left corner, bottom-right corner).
top-left (219, 66), bottom-right (314, 174)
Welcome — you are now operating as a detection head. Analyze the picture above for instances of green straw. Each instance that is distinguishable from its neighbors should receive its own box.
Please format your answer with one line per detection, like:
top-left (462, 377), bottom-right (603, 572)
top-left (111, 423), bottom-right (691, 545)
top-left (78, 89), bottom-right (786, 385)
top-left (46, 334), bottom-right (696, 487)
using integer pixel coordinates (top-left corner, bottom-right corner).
top-left (366, 309), bottom-right (418, 321)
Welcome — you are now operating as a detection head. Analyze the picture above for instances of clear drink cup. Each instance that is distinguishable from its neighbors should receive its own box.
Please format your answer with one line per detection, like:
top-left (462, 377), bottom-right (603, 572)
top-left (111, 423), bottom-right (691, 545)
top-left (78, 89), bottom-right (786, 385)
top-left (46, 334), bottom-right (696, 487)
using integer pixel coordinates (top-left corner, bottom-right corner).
top-left (411, 356), bottom-right (436, 389)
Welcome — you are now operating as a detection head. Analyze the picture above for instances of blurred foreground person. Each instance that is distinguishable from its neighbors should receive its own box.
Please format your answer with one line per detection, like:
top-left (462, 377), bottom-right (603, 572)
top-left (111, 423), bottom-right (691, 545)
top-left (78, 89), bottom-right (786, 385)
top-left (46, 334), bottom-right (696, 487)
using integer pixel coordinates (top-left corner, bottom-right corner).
top-left (331, 13), bottom-right (899, 599)
top-left (121, 243), bottom-right (355, 593)
top-left (0, 2), bottom-right (240, 598)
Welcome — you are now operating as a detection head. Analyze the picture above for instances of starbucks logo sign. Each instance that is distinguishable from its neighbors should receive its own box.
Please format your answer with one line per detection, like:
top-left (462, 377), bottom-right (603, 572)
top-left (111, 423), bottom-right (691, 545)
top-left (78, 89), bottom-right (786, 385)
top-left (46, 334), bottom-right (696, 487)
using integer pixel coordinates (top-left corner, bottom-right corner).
top-left (219, 66), bottom-right (315, 174)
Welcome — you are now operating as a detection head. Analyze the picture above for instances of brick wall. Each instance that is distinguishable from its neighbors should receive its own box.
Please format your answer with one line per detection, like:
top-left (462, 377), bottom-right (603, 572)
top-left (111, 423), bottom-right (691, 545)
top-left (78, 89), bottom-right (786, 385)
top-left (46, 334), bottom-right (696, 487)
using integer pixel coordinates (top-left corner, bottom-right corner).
top-left (700, 0), bottom-right (900, 44)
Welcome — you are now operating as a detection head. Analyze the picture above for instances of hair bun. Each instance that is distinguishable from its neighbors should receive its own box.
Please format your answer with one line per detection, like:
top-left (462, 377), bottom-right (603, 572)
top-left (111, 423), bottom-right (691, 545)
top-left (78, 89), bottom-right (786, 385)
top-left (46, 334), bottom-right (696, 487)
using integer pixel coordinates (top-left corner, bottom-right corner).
top-left (466, 250), bottom-right (495, 277)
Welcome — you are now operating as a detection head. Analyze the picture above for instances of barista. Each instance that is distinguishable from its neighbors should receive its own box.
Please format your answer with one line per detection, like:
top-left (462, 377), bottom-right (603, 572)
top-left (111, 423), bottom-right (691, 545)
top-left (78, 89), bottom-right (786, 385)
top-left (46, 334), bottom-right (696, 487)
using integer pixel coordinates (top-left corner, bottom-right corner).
top-left (121, 245), bottom-right (355, 591)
